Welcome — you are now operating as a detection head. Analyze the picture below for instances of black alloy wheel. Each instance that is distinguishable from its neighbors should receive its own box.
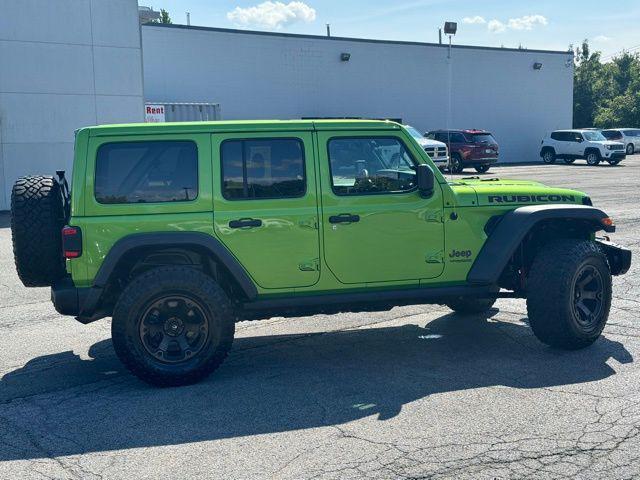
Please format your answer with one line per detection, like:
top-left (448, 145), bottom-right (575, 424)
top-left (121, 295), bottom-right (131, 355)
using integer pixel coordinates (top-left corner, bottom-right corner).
top-left (570, 265), bottom-right (605, 334)
top-left (139, 295), bottom-right (209, 364)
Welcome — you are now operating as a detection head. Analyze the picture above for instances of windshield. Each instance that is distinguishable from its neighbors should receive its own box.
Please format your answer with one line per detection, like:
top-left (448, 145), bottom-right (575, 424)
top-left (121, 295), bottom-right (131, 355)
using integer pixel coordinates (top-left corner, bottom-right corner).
top-left (469, 133), bottom-right (497, 144)
top-left (405, 126), bottom-right (425, 140)
top-left (582, 131), bottom-right (606, 141)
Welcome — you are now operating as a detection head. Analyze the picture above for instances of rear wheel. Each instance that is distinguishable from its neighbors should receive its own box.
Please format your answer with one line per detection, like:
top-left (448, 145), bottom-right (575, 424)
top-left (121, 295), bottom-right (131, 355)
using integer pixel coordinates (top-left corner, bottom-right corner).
top-left (112, 266), bottom-right (235, 387)
top-left (475, 165), bottom-right (490, 173)
top-left (10, 175), bottom-right (66, 287)
top-left (586, 151), bottom-right (601, 165)
top-left (542, 149), bottom-right (556, 164)
top-left (449, 154), bottom-right (463, 173)
top-left (626, 144), bottom-right (634, 155)
top-left (526, 240), bottom-right (611, 350)
top-left (446, 296), bottom-right (497, 314)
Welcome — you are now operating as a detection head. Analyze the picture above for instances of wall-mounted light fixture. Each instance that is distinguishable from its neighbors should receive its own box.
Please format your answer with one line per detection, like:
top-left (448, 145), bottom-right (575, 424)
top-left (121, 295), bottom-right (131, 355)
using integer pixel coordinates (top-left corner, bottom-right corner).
top-left (533, 62), bottom-right (543, 70)
top-left (341, 53), bottom-right (351, 62)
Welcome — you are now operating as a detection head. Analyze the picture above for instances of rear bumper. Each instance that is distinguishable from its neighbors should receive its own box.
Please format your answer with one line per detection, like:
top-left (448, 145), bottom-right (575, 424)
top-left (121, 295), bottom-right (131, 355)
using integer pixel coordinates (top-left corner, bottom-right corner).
top-left (51, 277), bottom-right (103, 323)
top-left (597, 239), bottom-right (632, 276)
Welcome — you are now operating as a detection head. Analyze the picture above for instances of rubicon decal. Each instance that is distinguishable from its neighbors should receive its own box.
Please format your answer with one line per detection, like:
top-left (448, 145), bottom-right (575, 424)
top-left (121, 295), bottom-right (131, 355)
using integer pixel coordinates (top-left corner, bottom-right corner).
top-left (488, 194), bottom-right (576, 203)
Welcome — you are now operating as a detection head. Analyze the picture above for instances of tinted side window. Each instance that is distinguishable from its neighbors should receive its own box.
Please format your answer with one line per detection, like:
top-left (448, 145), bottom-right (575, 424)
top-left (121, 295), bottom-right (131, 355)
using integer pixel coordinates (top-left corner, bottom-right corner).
top-left (434, 133), bottom-right (449, 142)
top-left (95, 141), bottom-right (198, 204)
top-left (550, 132), bottom-right (564, 141)
top-left (221, 138), bottom-right (305, 200)
top-left (450, 133), bottom-right (466, 143)
top-left (328, 137), bottom-right (417, 196)
top-left (602, 130), bottom-right (622, 140)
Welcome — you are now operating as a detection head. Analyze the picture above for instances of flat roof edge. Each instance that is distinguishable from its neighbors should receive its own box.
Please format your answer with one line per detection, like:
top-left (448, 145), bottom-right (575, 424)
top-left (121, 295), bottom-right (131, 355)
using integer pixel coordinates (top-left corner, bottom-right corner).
top-left (142, 23), bottom-right (573, 56)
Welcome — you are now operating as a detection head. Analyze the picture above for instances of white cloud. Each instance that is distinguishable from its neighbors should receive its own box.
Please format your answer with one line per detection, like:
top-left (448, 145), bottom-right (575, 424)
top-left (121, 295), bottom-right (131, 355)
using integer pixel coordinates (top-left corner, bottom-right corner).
top-left (507, 14), bottom-right (548, 31)
top-left (594, 35), bottom-right (611, 42)
top-left (488, 19), bottom-right (506, 33)
top-left (227, 1), bottom-right (316, 29)
top-left (462, 16), bottom-right (486, 25)
top-left (487, 14), bottom-right (547, 33)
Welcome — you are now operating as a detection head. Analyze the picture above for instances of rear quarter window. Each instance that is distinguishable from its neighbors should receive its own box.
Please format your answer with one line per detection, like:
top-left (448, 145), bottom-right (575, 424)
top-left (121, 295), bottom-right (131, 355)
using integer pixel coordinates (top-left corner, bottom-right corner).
top-left (95, 141), bottom-right (198, 204)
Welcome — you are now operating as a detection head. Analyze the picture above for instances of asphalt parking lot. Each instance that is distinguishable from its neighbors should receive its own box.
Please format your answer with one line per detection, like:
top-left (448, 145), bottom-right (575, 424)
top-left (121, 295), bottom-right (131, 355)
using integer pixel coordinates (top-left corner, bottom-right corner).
top-left (1, 158), bottom-right (639, 479)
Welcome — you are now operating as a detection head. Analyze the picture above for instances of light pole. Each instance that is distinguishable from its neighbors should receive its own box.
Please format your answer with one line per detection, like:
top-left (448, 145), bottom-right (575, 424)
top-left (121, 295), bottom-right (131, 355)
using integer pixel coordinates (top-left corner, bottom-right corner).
top-left (444, 22), bottom-right (457, 173)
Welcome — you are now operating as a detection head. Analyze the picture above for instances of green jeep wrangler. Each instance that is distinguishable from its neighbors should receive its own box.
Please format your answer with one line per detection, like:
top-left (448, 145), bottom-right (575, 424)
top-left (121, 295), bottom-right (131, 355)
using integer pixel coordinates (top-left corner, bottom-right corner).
top-left (10, 120), bottom-right (631, 386)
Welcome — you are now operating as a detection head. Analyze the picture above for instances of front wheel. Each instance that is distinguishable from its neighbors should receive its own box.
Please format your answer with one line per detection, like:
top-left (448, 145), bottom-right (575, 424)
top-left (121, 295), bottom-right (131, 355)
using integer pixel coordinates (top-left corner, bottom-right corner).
top-left (449, 154), bottom-right (463, 173)
top-left (475, 165), bottom-right (490, 173)
top-left (112, 266), bottom-right (235, 387)
top-left (626, 144), bottom-right (634, 155)
top-left (607, 159), bottom-right (621, 166)
top-left (586, 151), bottom-right (601, 165)
top-left (526, 240), bottom-right (611, 350)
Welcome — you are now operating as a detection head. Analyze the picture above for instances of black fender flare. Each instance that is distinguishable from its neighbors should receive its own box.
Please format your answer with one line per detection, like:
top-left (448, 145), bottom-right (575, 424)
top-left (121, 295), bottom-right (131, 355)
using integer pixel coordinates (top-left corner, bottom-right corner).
top-left (467, 205), bottom-right (613, 285)
top-left (77, 232), bottom-right (258, 322)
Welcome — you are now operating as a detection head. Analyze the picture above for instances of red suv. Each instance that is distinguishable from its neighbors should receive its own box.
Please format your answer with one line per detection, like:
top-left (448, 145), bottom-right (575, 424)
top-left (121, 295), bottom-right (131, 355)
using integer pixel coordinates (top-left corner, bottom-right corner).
top-left (426, 129), bottom-right (499, 173)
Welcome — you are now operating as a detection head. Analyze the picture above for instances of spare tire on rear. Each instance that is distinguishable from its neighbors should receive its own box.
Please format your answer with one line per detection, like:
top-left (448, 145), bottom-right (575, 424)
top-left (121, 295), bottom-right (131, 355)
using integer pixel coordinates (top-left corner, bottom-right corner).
top-left (11, 176), bottom-right (66, 287)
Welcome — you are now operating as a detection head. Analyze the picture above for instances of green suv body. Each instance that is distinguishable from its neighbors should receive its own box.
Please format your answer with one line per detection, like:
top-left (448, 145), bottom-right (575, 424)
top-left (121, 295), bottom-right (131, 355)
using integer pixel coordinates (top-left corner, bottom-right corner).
top-left (10, 120), bottom-right (631, 386)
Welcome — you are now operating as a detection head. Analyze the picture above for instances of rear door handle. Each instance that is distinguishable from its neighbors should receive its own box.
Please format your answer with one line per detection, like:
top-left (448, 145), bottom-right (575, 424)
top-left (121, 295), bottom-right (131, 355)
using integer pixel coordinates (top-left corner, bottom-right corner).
top-left (229, 218), bottom-right (262, 228)
top-left (329, 214), bottom-right (360, 224)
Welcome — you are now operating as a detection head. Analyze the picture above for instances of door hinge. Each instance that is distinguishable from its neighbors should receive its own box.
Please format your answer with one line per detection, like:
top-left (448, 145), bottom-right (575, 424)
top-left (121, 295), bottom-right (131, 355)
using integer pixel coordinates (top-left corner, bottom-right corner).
top-left (298, 217), bottom-right (318, 229)
top-left (298, 258), bottom-right (320, 271)
top-left (425, 250), bottom-right (444, 264)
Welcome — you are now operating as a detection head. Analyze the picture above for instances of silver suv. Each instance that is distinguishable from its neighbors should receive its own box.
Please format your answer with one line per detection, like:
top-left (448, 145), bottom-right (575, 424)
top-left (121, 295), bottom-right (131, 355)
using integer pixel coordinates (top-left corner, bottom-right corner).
top-left (540, 129), bottom-right (626, 166)
top-left (601, 128), bottom-right (640, 155)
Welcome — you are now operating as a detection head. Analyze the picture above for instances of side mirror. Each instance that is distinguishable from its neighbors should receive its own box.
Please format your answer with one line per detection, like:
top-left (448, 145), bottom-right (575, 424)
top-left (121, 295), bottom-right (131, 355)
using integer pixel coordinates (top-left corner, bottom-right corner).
top-left (416, 164), bottom-right (434, 198)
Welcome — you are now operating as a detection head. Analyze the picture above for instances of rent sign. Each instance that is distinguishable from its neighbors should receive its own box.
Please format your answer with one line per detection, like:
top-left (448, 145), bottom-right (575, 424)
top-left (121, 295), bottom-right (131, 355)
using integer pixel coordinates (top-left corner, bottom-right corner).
top-left (145, 105), bottom-right (165, 123)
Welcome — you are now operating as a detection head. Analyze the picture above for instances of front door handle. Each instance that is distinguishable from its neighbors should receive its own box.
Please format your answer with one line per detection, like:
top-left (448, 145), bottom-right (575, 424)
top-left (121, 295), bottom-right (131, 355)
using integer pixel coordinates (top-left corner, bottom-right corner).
top-left (329, 214), bottom-right (360, 224)
top-left (229, 218), bottom-right (262, 229)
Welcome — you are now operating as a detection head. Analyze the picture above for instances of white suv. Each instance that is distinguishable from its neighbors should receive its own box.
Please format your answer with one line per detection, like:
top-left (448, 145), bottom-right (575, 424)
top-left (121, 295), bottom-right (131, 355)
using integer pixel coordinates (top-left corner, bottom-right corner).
top-left (540, 129), bottom-right (626, 166)
top-left (404, 125), bottom-right (449, 169)
top-left (601, 128), bottom-right (640, 155)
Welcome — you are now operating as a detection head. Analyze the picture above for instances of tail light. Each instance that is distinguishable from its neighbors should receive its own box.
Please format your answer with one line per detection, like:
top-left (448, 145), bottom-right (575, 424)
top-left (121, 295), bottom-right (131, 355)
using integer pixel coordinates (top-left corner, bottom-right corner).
top-left (62, 226), bottom-right (82, 259)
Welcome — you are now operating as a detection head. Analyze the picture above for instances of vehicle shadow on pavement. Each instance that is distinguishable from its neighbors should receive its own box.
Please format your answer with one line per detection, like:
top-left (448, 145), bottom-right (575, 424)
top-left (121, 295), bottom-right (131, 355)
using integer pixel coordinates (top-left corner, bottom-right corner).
top-left (0, 212), bottom-right (9, 228)
top-left (0, 311), bottom-right (633, 461)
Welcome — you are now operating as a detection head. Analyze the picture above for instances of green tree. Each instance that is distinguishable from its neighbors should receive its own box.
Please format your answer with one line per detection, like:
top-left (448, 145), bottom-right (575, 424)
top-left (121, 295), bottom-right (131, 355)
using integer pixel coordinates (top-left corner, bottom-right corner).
top-left (159, 8), bottom-right (172, 24)
top-left (573, 40), bottom-right (640, 128)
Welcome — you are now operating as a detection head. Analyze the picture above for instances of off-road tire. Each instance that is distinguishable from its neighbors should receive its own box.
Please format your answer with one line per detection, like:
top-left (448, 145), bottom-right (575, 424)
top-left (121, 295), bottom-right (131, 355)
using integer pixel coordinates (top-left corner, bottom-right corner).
top-left (10, 176), bottom-right (66, 287)
top-left (475, 165), bottom-right (491, 174)
top-left (607, 159), bottom-right (621, 166)
top-left (542, 149), bottom-right (556, 164)
top-left (526, 240), bottom-right (611, 350)
top-left (112, 266), bottom-right (235, 387)
top-left (446, 296), bottom-right (497, 314)
top-left (626, 144), bottom-right (634, 155)
top-left (450, 153), bottom-right (464, 173)
top-left (585, 150), bottom-right (601, 166)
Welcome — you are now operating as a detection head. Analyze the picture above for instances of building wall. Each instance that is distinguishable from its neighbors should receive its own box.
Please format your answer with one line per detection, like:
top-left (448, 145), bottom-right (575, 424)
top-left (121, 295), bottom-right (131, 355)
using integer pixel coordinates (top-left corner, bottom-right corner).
top-left (0, 0), bottom-right (144, 210)
top-left (142, 24), bottom-right (574, 164)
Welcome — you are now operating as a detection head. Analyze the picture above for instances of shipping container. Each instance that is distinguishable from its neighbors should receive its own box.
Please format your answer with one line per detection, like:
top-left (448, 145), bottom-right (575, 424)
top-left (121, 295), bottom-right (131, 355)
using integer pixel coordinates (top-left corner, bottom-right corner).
top-left (144, 102), bottom-right (222, 122)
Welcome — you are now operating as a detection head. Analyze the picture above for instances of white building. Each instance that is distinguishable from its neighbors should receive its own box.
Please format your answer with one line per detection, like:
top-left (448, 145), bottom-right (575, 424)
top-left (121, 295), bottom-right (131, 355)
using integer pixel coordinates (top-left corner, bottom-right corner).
top-left (0, 2), bottom-right (574, 210)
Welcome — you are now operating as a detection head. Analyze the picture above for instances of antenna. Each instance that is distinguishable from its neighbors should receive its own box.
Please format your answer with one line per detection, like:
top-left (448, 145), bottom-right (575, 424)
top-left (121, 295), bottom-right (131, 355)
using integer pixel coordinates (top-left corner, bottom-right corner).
top-left (326, 24), bottom-right (331, 37)
top-left (186, 12), bottom-right (190, 25)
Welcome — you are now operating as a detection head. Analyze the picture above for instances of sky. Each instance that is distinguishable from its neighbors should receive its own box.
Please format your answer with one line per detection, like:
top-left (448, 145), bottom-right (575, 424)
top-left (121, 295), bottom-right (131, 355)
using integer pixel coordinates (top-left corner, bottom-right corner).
top-left (148, 0), bottom-right (640, 60)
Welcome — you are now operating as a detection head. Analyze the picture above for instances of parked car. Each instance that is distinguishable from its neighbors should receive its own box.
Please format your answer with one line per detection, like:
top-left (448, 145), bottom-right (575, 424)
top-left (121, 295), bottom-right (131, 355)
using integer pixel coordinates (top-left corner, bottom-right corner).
top-left (540, 129), bottom-right (626, 166)
top-left (404, 125), bottom-right (449, 169)
top-left (425, 129), bottom-right (498, 173)
top-left (600, 128), bottom-right (640, 155)
top-left (9, 120), bottom-right (631, 386)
